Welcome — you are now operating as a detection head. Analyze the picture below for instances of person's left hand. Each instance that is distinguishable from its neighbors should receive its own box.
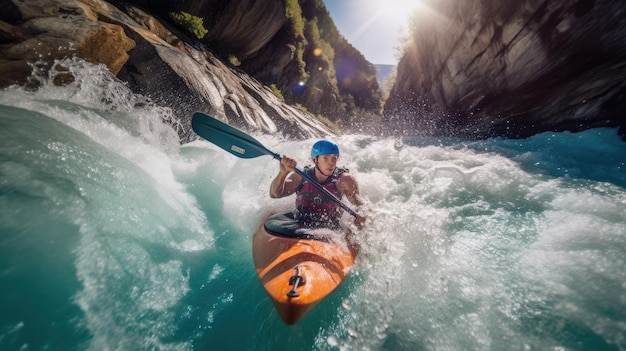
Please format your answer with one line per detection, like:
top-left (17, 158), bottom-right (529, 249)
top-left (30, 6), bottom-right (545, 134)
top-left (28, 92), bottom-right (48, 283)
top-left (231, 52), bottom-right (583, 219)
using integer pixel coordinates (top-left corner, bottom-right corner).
top-left (353, 214), bottom-right (367, 230)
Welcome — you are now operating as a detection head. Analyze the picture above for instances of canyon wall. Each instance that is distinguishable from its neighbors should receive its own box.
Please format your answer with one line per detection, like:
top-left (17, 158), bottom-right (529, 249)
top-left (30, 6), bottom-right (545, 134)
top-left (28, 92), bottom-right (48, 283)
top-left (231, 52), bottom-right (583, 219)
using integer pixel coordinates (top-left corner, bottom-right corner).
top-left (384, 0), bottom-right (626, 139)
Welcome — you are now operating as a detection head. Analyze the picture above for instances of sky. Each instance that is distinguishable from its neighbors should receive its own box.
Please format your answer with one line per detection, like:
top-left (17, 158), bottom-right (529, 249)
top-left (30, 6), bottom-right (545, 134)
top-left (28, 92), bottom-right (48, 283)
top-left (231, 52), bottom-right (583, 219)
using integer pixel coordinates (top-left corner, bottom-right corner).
top-left (322, 0), bottom-right (423, 65)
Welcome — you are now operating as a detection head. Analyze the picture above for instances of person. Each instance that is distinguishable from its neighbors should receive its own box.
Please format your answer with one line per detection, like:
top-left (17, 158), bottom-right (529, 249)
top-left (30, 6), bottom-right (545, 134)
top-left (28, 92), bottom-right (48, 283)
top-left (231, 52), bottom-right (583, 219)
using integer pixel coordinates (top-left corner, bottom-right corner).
top-left (268, 139), bottom-right (366, 234)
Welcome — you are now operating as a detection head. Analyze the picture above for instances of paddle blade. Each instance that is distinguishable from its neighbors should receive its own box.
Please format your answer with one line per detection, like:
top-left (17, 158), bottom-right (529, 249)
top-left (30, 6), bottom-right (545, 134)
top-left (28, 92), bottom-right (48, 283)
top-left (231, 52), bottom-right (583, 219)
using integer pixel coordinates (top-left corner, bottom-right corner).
top-left (191, 112), bottom-right (279, 159)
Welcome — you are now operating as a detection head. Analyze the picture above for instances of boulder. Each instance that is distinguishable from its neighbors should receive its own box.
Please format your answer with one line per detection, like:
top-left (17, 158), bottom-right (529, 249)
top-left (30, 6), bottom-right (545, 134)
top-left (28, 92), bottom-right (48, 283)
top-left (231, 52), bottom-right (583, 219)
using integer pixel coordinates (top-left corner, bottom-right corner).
top-left (0, 0), bottom-right (134, 89)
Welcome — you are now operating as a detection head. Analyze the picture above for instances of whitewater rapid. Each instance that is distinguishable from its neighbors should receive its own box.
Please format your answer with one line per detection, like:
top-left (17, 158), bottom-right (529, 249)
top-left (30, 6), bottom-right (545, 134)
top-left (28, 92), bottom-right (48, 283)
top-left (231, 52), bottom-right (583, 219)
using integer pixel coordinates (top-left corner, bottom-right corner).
top-left (0, 59), bottom-right (624, 351)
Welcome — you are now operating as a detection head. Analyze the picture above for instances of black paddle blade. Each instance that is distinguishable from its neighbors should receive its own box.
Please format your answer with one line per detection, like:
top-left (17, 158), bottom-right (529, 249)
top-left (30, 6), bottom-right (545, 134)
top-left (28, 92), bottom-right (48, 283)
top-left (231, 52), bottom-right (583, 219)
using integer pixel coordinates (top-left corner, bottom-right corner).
top-left (191, 112), bottom-right (279, 159)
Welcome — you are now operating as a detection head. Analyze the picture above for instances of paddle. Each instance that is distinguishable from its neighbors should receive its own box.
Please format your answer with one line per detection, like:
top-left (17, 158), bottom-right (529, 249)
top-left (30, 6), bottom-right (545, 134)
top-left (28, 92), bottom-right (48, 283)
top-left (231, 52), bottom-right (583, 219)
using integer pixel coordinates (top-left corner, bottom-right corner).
top-left (191, 112), bottom-right (359, 218)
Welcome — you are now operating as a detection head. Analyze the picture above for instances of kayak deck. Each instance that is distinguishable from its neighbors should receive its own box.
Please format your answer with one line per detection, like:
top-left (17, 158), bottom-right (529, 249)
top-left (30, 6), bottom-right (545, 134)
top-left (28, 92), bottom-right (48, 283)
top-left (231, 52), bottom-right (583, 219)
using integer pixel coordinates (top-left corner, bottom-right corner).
top-left (252, 219), bottom-right (357, 325)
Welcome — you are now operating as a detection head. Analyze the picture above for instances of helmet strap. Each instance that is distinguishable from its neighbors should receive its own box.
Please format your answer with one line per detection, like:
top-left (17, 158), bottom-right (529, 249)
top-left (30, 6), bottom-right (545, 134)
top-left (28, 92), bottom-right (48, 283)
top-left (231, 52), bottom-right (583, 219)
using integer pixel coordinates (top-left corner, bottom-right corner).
top-left (313, 157), bottom-right (330, 177)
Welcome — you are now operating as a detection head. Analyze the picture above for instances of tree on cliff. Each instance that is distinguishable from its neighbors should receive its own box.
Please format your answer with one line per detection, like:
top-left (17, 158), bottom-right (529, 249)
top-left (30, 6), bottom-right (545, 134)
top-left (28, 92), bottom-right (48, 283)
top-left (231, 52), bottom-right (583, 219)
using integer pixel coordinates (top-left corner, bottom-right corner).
top-left (281, 0), bottom-right (383, 129)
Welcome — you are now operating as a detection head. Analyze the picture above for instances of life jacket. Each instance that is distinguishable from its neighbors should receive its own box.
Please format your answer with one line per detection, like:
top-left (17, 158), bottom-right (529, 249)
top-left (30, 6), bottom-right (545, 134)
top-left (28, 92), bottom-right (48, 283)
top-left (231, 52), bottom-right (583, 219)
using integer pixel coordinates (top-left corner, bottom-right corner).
top-left (295, 166), bottom-right (348, 228)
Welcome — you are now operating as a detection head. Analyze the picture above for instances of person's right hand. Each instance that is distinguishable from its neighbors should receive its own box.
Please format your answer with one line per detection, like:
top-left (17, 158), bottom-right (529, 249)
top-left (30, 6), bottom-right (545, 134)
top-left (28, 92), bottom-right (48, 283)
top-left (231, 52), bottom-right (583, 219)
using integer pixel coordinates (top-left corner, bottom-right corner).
top-left (280, 155), bottom-right (297, 173)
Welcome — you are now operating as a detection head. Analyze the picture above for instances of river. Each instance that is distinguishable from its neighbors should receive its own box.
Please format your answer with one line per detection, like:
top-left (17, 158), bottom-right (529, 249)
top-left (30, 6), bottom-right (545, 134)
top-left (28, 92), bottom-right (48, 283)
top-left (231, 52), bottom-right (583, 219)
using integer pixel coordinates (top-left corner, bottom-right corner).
top-left (1, 59), bottom-right (624, 351)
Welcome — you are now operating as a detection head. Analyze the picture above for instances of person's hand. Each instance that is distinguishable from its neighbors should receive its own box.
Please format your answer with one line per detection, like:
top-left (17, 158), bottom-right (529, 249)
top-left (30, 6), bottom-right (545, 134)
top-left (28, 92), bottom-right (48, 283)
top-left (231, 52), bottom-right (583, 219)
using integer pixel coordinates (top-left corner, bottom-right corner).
top-left (279, 155), bottom-right (297, 173)
top-left (353, 214), bottom-right (367, 230)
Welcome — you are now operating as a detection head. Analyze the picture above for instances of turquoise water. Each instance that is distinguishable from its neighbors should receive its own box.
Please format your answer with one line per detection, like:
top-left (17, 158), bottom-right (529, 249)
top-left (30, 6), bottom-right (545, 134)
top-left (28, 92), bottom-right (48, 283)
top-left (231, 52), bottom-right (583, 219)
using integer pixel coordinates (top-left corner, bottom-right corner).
top-left (1, 60), bottom-right (625, 350)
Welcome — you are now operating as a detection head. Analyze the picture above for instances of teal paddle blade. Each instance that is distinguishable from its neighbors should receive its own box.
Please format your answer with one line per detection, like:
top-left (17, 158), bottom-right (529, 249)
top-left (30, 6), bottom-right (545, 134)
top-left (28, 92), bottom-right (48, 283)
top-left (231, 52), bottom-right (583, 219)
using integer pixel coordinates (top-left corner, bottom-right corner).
top-left (191, 112), bottom-right (279, 159)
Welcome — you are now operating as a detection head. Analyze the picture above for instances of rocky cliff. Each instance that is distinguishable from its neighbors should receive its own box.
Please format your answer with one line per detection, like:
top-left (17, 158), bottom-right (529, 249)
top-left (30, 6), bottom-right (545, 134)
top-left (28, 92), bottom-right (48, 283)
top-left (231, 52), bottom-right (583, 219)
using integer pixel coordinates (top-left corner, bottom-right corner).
top-left (0, 0), bottom-right (381, 142)
top-left (384, 0), bottom-right (626, 140)
top-left (3, 0), bottom-right (624, 142)
top-left (129, 0), bottom-right (382, 127)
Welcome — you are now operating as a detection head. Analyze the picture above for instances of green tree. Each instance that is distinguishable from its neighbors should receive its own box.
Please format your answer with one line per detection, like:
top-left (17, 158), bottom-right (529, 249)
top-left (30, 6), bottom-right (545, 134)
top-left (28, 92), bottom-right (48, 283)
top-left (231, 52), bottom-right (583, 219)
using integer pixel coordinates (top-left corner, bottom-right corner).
top-left (285, 0), bottom-right (305, 40)
top-left (285, 0), bottom-right (308, 80)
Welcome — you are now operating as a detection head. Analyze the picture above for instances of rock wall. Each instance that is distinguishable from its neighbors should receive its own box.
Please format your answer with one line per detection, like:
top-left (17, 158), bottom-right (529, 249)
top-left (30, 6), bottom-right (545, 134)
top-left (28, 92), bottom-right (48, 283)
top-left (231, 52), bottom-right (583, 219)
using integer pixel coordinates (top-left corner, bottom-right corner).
top-left (0, 0), bottom-right (335, 142)
top-left (384, 0), bottom-right (626, 139)
top-left (110, 0), bottom-right (381, 126)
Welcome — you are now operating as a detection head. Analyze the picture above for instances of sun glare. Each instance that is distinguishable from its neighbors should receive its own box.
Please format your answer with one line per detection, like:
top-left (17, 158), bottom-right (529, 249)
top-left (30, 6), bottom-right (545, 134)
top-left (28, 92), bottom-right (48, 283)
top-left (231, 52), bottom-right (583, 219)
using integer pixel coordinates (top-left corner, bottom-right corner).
top-left (330, 0), bottom-right (430, 63)
top-left (367, 0), bottom-right (423, 23)
top-left (350, 0), bottom-right (424, 43)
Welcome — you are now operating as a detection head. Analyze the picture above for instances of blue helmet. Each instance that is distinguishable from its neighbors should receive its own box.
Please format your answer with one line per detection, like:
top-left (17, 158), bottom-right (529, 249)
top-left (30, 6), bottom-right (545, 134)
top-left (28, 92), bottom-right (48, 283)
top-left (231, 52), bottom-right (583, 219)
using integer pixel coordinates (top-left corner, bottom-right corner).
top-left (311, 139), bottom-right (339, 160)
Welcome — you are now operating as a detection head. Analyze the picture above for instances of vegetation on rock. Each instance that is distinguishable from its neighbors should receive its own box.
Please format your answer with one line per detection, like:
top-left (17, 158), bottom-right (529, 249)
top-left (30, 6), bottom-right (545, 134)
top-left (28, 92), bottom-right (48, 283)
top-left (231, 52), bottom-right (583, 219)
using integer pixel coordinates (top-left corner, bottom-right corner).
top-left (270, 84), bottom-right (285, 102)
top-left (168, 11), bottom-right (208, 39)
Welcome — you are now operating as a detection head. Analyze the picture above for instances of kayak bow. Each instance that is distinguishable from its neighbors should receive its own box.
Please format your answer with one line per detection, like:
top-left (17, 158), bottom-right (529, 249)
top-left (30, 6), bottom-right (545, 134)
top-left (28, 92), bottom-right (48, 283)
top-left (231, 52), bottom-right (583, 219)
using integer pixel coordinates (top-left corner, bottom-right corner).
top-left (252, 215), bottom-right (357, 325)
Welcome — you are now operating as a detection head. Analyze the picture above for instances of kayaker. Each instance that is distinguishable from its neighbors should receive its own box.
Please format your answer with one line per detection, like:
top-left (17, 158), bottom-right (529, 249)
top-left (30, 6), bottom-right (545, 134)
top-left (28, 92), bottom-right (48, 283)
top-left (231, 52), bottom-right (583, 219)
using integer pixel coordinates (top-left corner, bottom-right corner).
top-left (269, 139), bottom-right (367, 230)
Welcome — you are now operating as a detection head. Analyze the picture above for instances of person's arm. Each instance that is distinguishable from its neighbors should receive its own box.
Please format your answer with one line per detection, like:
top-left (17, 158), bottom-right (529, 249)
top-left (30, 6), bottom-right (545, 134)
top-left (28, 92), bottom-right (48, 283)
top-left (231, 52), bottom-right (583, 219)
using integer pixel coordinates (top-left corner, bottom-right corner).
top-left (337, 173), bottom-right (367, 229)
top-left (269, 156), bottom-right (302, 198)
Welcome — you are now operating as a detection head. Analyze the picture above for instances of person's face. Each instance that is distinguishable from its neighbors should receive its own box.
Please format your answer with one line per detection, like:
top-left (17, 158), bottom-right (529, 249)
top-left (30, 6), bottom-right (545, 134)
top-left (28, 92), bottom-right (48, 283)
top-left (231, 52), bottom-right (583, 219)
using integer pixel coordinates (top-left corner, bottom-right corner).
top-left (314, 154), bottom-right (338, 174)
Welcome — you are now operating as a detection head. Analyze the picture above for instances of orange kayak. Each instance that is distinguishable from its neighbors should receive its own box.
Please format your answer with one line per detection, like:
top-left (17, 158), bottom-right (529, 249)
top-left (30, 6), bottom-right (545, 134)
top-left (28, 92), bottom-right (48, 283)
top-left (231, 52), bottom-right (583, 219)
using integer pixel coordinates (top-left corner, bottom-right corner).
top-left (252, 214), bottom-right (358, 325)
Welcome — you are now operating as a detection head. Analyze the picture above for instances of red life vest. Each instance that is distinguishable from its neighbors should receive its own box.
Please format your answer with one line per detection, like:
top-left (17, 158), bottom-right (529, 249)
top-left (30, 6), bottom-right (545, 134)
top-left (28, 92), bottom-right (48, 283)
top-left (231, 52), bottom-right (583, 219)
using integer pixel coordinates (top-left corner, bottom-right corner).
top-left (295, 166), bottom-right (347, 227)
